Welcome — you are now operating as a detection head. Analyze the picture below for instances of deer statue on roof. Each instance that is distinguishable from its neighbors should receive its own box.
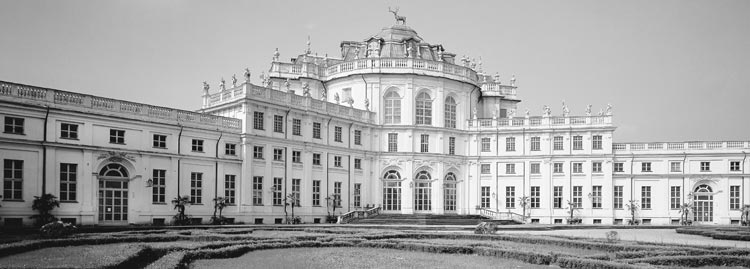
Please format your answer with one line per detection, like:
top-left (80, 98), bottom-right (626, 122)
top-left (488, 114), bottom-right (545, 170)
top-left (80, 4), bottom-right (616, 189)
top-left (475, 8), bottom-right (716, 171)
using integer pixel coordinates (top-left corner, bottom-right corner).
top-left (388, 7), bottom-right (406, 25)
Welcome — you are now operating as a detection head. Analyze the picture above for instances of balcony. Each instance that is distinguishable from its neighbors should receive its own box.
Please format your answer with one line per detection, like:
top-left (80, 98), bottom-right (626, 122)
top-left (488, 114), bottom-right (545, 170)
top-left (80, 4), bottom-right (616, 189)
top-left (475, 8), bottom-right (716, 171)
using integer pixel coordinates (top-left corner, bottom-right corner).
top-left (467, 115), bottom-right (613, 130)
top-left (613, 141), bottom-right (750, 153)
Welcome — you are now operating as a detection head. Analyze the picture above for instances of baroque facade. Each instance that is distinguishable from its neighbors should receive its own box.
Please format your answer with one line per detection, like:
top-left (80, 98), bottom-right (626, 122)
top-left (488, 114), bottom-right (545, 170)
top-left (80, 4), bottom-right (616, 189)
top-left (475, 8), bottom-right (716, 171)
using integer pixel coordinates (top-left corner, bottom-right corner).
top-left (1, 20), bottom-right (748, 226)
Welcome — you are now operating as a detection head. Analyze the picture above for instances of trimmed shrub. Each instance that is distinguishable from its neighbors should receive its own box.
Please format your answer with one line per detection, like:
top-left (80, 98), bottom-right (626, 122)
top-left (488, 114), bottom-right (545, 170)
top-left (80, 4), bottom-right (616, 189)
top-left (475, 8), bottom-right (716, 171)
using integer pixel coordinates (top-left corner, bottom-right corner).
top-left (623, 255), bottom-right (750, 267)
top-left (39, 221), bottom-right (77, 238)
top-left (474, 222), bottom-right (497, 234)
top-left (555, 256), bottom-right (641, 269)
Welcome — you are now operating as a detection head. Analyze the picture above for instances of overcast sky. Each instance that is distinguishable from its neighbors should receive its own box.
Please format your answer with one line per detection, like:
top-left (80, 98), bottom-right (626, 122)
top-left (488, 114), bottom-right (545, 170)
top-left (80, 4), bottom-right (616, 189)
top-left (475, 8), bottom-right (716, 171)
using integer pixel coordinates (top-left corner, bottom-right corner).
top-left (1, 0), bottom-right (748, 143)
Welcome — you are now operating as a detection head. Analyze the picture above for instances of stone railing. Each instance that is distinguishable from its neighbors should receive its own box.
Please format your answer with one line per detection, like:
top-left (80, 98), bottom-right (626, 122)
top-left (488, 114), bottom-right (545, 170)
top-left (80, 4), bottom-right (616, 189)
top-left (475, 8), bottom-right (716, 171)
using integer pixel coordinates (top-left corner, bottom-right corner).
top-left (480, 82), bottom-right (517, 99)
top-left (0, 80), bottom-right (242, 132)
top-left (613, 141), bottom-right (750, 152)
top-left (206, 83), bottom-right (376, 124)
top-left (468, 115), bottom-right (612, 130)
top-left (477, 208), bottom-right (525, 223)
top-left (338, 206), bottom-right (381, 224)
top-left (271, 57), bottom-right (479, 85)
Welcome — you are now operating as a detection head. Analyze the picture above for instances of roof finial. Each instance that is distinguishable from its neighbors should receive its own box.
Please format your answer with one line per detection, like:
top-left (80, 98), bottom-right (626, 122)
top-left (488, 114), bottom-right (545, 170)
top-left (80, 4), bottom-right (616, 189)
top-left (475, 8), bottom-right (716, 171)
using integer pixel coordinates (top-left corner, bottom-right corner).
top-left (306, 35), bottom-right (311, 54)
top-left (388, 7), bottom-right (406, 25)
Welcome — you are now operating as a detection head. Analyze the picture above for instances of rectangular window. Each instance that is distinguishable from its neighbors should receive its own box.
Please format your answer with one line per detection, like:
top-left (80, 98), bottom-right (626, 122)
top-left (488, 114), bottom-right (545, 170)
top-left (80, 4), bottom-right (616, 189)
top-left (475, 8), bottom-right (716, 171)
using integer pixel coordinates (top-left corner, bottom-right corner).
top-left (700, 161), bottom-right (710, 172)
top-left (480, 186), bottom-right (490, 208)
top-left (252, 176), bottom-right (263, 206)
top-left (3, 160), bottom-right (23, 200)
top-left (151, 134), bottom-right (166, 149)
top-left (614, 186), bottom-right (623, 209)
top-left (592, 186), bottom-right (602, 208)
top-left (573, 186), bottom-right (582, 208)
top-left (506, 137), bottom-right (515, 152)
top-left (225, 175), bottom-right (236, 204)
top-left (670, 162), bottom-right (682, 172)
top-left (505, 186), bottom-right (515, 208)
top-left (109, 129), bottom-right (125, 144)
top-left (573, 135), bottom-right (583, 150)
top-left (354, 183), bottom-right (361, 207)
top-left (292, 118), bottom-right (301, 136)
top-left (670, 186), bottom-right (681, 210)
top-left (641, 186), bottom-right (652, 209)
top-left (334, 156), bottom-right (342, 167)
top-left (641, 162), bottom-right (652, 172)
top-left (190, 172), bottom-right (202, 204)
top-left (592, 135), bottom-right (603, 150)
top-left (191, 139), bottom-right (204, 152)
top-left (530, 186), bottom-right (540, 208)
top-left (730, 161), bottom-right (741, 172)
top-left (592, 162), bottom-right (602, 173)
top-left (253, 146), bottom-right (264, 159)
top-left (354, 130), bottom-right (362, 145)
top-left (312, 122), bottom-right (321, 139)
top-left (312, 180), bottom-right (321, 206)
top-left (481, 137), bottom-right (491, 152)
top-left (291, 178), bottom-right (301, 206)
top-left (553, 136), bottom-right (563, 151)
top-left (388, 133), bottom-right (398, 152)
top-left (420, 134), bottom-right (429, 153)
top-left (60, 123), bottom-right (78, 139)
top-left (59, 163), bottom-right (77, 202)
top-left (3, 117), bottom-right (24, 134)
top-left (313, 153), bottom-right (321, 165)
top-left (334, 182), bottom-right (342, 207)
top-left (225, 143), bottom-right (236, 155)
top-left (152, 169), bottom-right (166, 204)
top-left (334, 126), bottom-right (342, 142)
top-left (553, 186), bottom-right (563, 208)
top-left (530, 163), bottom-right (540, 174)
top-left (614, 162), bottom-right (624, 172)
top-left (530, 137), bottom-right (540, 151)
top-left (274, 115), bottom-right (284, 133)
top-left (292, 151), bottom-right (301, 163)
top-left (554, 163), bottom-right (564, 173)
top-left (273, 177), bottom-right (282, 206)
top-left (480, 164), bottom-right (491, 174)
top-left (449, 137), bottom-right (456, 155)
top-left (273, 148), bottom-right (283, 161)
top-left (253, 111), bottom-right (264, 130)
top-left (354, 158), bottom-right (362, 170)
top-left (506, 163), bottom-right (515, 174)
top-left (730, 185), bottom-right (740, 210)
top-left (572, 162), bottom-right (583, 173)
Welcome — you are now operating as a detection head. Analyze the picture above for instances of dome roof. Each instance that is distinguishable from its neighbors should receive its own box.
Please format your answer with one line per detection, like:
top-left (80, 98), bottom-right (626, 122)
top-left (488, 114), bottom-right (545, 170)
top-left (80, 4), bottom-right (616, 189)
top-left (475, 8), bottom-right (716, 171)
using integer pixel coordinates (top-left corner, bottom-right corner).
top-left (369, 25), bottom-right (423, 43)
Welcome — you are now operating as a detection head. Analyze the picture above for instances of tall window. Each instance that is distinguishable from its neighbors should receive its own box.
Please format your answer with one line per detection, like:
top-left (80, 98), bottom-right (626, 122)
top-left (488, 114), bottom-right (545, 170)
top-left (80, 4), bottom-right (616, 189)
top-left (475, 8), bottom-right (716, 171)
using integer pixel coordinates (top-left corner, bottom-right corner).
top-left (273, 148), bottom-right (283, 161)
top-left (59, 163), bottom-right (77, 202)
top-left (252, 176), bottom-right (263, 205)
top-left (388, 133), bottom-right (398, 152)
top-left (480, 186), bottom-right (490, 208)
top-left (273, 177), bottom-right (282, 206)
top-left (530, 137), bottom-right (540, 151)
top-left (700, 161), bottom-right (711, 172)
top-left (641, 162), bottom-right (652, 172)
top-left (572, 163), bottom-right (583, 173)
top-left (334, 126), bottom-right (342, 142)
top-left (312, 122), bottom-right (321, 139)
top-left (670, 162), bottom-right (682, 172)
top-left (553, 186), bottom-right (563, 208)
top-left (415, 92), bottom-right (432, 125)
top-left (383, 179), bottom-right (402, 211)
top-left (420, 134), bottom-right (429, 153)
top-left (253, 111), bottom-right (264, 130)
top-left (505, 186), bottom-right (515, 208)
top-left (190, 172), bottom-right (202, 204)
top-left (613, 186), bottom-right (623, 209)
top-left (530, 163), bottom-right (540, 174)
top-left (572, 186), bottom-right (582, 208)
top-left (641, 186), bottom-right (652, 209)
top-left (591, 186), bottom-right (602, 208)
top-left (354, 130), bottom-right (362, 145)
top-left (292, 118), bottom-right (301, 136)
top-left (3, 117), bottom-right (24, 134)
top-left (481, 138), bottom-right (491, 152)
top-left (191, 139), bottom-right (204, 152)
top-left (225, 143), bottom-right (236, 155)
top-left (60, 123), bottom-right (78, 139)
top-left (553, 163), bottom-right (564, 173)
top-left (730, 185), bottom-right (740, 210)
top-left (448, 137), bottom-right (456, 155)
top-left (730, 161), bottom-right (741, 172)
top-left (292, 151), bottom-right (301, 163)
top-left (273, 115), bottom-right (284, 133)
top-left (354, 183), bottom-right (361, 207)
top-left (225, 175), bottom-right (236, 204)
top-left (572, 135), bottom-right (583, 150)
top-left (253, 146), bottom-right (264, 159)
top-left (334, 182), bottom-right (342, 207)
top-left (530, 186), bottom-right (540, 208)
top-left (506, 137), bottom-right (516, 151)
top-left (313, 153), bottom-right (321, 165)
top-left (553, 136), bottom-right (563, 151)
top-left (334, 156), bottom-right (342, 167)
top-left (444, 173), bottom-right (457, 211)
top-left (384, 91), bottom-right (401, 124)
top-left (592, 162), bottom-right (602, 173)
top-left (670, 186), bottom-right (680, 210)
top-left (312, 180), bottom-right (321, 206)
top-left (614, 162), bottom-right (624, 172)
top-left (480, 164), bottom-right (491, 174)
top-left (291, 178), bottom-right (300, 206)
top-left (506, 163), bottom-right (515, 174)
top-left (592, 135), bottom-right (603, 150)
top-left (444, 96), bottom-right (457, 128)
top-left (152, 169), bottom-right (166, 204)
top-left (354, 158), bottom-right (362, 169)
top-left (109, 129), bottom-right (125, 144)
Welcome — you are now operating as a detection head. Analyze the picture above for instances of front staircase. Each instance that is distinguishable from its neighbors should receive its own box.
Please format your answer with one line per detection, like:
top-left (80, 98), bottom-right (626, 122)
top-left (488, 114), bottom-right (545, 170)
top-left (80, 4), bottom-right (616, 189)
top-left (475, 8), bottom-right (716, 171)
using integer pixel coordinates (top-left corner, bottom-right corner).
top-left (348, 214), bottom-right (490, 225)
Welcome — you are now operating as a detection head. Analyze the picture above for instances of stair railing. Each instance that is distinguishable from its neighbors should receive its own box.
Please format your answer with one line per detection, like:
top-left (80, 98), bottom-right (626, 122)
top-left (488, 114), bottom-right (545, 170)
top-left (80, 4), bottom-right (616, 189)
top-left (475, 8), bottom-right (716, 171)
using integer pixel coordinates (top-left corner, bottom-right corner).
top-left (338, 206), bottom-right (382, 224)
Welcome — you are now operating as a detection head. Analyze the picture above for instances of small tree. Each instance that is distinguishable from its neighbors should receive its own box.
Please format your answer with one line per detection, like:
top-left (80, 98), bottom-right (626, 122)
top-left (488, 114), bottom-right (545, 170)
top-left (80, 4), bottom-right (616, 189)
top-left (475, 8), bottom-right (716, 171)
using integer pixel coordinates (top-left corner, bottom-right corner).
top-left (325, 195), bottom-right (341, 223)
top-left (284, 193), bottom-right (300, 224)
top-left (741, 205), bottom-right (750, 227)
top-left (565, 200), bottom-right (581, 224)
top-left (679, 202), bottom-right (694, 226)
top-left (211, 197), bottom-right (230, 225)
top-left (171, 195), bottom-right (191, 225)
top-left (31, 194), bottom-right (60, 226)
top-left (625, 200), bottom-right (640, 225)
top-left (517, 196), bottom-right (531, 223)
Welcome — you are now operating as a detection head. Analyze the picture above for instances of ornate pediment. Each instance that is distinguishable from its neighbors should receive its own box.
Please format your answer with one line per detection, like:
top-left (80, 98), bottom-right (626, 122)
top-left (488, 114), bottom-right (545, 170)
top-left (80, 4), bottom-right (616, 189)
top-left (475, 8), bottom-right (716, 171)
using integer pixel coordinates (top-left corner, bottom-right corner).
top-left (97, 151), bottom-right (135, 163)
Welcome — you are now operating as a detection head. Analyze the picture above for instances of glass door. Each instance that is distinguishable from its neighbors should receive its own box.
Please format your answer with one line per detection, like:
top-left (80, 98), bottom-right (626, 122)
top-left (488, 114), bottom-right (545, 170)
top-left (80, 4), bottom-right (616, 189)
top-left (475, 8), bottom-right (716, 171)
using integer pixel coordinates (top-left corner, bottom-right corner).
top-left (98, 180), bottom-right (128, 223)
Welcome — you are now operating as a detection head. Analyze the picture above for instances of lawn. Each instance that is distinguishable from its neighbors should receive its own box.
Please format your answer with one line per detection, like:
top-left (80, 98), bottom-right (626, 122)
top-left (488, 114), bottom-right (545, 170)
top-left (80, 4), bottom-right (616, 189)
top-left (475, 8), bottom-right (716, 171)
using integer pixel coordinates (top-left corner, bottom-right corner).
top-left (0, 243), bottom-right (146, 268)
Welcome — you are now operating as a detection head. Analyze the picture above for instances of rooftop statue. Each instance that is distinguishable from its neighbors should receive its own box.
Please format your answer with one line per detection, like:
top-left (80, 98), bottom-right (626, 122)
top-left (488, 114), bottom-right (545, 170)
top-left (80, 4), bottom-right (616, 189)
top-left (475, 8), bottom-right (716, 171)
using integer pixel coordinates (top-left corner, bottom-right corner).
top-left (598, 108), bottom-right (604, 116)
top-left (585, 104), bottom-right (592, 116)
top-left (364, 98), bottom-right (370, 111)
top-left (284, 78), bottom-right (290, 91)
top-left (472, 107), bottom-right (477, 119)
top-left (543, 105), bottom-right (551, 117)
top-left (562, 100), bottom-right (570, 117)
top-left (321, 88), bottom-right (327, 100)
top-left (334, 92), bottom-right (340, 104)
top-left (388, 7), bottom-right (406, 25)
top-left (406, 43), bottom-right (414, 58)
top-left (219, 78), bottom-right (226, 91)
top-left (494, 72), bottom-right (501, 83)
top-left (202, 81), bottom-right (209, 93)
top-left (510, 75), bottom-right (516, 86)
top-left (231, 75), bottom-right (237, 87)
top-left (606, 103), bottom-right (613, 115)
top-left (273, 48), bottom-right (280, 62)
top-left (525, 108), bottom-right (530, 118)
top-left (302, 82), bottom-right (310, 97)
top-left (436, 48), bottom-right (443, 61)
top-left (509, 109), bottom-right (516, 119)
top-left (244, 68), bottom-right (251, 82)
top-left (353, 46), bottom-right (360, 59)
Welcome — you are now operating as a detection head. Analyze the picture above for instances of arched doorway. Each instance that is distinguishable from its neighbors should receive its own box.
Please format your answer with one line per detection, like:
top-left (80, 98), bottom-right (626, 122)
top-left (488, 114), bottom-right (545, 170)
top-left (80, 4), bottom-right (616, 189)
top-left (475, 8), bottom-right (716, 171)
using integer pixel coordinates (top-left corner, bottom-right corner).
top-left (694, 184), bottom-right (714, 223)
top-left (443, 172), bottom-right (457, 213)
top-left (414, 171), bottom-right (432, 213)
top-left (382, 170), bottom-right (402, 212)
top-left (98, 163), bottom-right (130, 223)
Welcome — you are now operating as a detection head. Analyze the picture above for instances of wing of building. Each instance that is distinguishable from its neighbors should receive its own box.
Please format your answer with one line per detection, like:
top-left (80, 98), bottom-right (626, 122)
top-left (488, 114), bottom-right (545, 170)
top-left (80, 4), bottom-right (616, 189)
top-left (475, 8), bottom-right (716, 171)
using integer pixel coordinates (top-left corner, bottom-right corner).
top-left (1, 21), bottom-right (748, 226)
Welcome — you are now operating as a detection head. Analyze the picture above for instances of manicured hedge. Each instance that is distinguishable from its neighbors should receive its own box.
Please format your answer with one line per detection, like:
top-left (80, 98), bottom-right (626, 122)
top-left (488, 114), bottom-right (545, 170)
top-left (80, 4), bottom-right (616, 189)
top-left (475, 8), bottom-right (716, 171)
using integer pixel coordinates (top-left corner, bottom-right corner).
top-left (144, 251), bottom-right (187, 269)
top-left (622, 255), bottom-right (750, 267)
top-left (554, 256), bottom-right (641, 269)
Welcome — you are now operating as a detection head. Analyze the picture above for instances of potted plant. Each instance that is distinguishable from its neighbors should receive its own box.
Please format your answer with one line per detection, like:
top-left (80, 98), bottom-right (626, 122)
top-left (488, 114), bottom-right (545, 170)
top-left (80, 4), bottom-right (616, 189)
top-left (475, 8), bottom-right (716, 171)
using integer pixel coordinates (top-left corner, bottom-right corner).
top-left (211, 197), bottom-right (230, 225)
top-left (171, 195), bottom-right (191, 225)
top-left (31, 194), bottom-right (60, 227)
top-left (625, 200), bottom-right (640, 225)
top-left (565, 200), bottom-right (582, 224)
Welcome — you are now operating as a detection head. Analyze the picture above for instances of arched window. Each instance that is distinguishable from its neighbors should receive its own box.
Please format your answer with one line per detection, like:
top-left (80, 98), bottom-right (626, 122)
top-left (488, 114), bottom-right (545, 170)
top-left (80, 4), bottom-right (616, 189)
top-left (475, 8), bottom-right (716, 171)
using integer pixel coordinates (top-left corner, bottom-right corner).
top-left (384, 170), bottom-right (401, 180)
top-left (415, 92), bottom-right (432, 125)
top-left (414, 170), bottom-right (432, 211)
top-left (444, 96), bottom-right (457, 128)
top-left (384, 91), bottom-right (401, 124)
top-left (99, 163), bottom-right (129, 177)
top-left (444, 172), bottom-right (457, 211)
top-left (415, 171), bottom-right (431, 181)
top-left (383, 170), bottom-right (401, 211)
top-left (445, 172), bottom-right (456, 181)
top-left (695, 185), bottom-right (712, 193)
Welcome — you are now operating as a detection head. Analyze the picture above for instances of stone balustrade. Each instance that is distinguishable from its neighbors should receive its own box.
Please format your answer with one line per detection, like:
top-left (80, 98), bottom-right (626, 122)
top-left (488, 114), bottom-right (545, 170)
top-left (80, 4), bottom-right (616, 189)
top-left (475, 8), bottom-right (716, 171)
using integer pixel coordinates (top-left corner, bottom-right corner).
top-left (480, 82), bottom-right (517, 98)
top-left (613, 141), bottom-right (750, 152)
top-left (467, 115), bottom-right (612, 130)
top-left (0, 80), bottom-right (242, 132)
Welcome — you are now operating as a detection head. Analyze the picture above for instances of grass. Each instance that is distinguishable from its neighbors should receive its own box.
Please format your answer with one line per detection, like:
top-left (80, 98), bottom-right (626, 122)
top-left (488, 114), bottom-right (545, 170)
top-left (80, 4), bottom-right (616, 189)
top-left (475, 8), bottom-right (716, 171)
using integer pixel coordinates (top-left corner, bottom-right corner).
top-left (0, 243), bottom-right (146, 268)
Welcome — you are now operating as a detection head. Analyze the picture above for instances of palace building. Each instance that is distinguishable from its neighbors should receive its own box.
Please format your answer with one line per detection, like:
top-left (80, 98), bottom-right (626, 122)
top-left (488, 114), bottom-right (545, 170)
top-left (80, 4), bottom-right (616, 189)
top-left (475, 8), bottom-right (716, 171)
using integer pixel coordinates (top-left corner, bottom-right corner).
top-left (1, 18), bottom-right (748, 226)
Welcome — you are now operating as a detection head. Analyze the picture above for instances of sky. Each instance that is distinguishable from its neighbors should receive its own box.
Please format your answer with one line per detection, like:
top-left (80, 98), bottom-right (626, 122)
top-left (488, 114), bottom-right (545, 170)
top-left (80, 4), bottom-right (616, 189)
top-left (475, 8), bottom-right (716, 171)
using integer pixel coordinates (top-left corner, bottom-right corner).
top-left (1, 0), bottom-right (749, 143)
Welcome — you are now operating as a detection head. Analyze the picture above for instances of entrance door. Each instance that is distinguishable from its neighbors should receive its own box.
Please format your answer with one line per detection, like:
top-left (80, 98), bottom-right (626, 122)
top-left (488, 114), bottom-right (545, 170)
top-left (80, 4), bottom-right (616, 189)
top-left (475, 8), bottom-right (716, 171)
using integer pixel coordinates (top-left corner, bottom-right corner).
top-left (98, 180), bottom-right (128, 223)
top-left (693, 185), bottom-right (714, 223)
top-left (414, 182), bottom-right (432, 212)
